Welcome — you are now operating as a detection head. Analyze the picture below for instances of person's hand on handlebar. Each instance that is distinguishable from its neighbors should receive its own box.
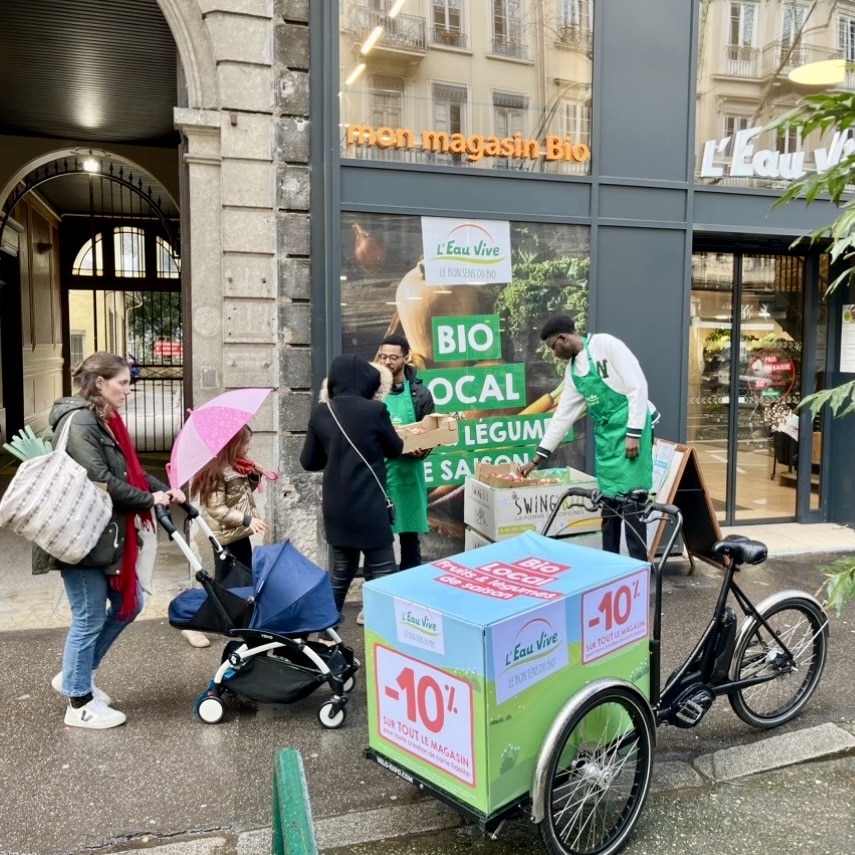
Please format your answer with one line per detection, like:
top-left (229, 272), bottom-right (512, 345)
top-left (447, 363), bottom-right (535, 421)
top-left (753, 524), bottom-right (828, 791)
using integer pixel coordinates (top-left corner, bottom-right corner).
top-left (151, 490), bottom-right (171, 507)
top-left (166, 487), bottom-right (186, 504)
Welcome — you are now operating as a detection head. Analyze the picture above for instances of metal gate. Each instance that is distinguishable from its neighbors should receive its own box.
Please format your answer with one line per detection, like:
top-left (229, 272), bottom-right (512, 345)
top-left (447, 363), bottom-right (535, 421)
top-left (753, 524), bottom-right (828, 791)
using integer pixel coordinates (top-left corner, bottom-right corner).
top-left (68, 287), bottom-right (183, 453)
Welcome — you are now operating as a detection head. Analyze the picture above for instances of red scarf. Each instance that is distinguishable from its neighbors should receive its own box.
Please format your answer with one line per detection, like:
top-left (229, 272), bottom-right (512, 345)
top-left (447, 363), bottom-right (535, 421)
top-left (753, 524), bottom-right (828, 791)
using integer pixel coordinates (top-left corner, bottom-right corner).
top-left (233, 457), bottom-right (279, 493)
top-left (107, 412), bottom-right (148, 619)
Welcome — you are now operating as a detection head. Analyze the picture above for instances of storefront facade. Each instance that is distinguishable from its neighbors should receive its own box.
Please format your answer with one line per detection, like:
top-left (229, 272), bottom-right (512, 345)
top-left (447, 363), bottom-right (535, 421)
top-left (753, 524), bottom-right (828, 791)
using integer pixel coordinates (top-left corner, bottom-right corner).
top-left (301, 0), bottom-right (855, 558)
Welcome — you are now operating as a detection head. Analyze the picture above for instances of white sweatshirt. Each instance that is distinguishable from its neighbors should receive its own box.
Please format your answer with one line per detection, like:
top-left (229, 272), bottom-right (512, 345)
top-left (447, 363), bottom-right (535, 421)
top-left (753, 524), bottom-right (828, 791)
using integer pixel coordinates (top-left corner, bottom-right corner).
top-left (536, 333), bottom-right (653, 457)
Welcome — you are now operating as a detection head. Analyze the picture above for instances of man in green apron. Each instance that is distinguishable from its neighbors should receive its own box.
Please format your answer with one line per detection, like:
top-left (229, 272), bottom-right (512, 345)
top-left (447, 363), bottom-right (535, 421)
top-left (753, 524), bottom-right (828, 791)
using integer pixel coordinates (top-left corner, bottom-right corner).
top-left (520, 315), bottom-right (657, 560)
top-left (376, 334), bottom-right (435, 570)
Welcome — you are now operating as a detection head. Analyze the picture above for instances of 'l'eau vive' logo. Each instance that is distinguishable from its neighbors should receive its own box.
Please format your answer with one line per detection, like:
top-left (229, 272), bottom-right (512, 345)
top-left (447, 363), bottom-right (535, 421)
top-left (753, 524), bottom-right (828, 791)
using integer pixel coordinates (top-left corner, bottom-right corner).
top-left (394, 598), bottom-right (445, 654)
top-left (432, 223), bottom-right (507, 267)
top-left (502, 616), bottom-right (562, 672)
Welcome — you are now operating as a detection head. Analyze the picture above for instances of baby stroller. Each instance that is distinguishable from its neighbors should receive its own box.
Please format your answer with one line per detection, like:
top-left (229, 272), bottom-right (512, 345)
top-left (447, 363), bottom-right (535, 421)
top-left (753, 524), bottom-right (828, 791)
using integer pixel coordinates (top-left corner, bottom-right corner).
top-left (159, 504), bottom-right (359, 729)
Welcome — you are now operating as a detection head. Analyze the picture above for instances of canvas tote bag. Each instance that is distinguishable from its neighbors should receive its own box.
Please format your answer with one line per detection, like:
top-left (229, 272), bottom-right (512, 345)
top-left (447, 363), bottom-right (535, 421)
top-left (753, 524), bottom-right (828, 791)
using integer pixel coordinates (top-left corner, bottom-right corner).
top-left (0, 412), bottom-right (112, 563)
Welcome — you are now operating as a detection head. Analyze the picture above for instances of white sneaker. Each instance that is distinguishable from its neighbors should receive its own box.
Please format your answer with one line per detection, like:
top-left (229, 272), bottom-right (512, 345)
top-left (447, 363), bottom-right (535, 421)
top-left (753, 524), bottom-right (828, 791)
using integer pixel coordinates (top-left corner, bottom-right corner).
top-left (356, 610), bottom-right (365, 625)
top-left (181, 629), bottom-right (211, 648)
top-left (52, 672), bottom-right (112, 706)
top-left (64, 698), bottom-right (126, 730)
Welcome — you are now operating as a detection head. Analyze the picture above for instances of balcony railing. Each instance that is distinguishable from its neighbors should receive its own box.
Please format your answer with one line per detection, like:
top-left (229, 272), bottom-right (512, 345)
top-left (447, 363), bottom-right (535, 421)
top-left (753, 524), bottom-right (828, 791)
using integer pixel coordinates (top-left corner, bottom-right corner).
top-left (556, 25), bottom-right (592, 54)
top-left (723, 43), bottom-right (759, 77)
top-left (762, 40), bottom-right (835, 78)
top-left (491, 37), bottom-right (528, 60)
top-left (431, 27), bottom-right (468, 48)
top-left (348, 5), bottom-right (426, 54)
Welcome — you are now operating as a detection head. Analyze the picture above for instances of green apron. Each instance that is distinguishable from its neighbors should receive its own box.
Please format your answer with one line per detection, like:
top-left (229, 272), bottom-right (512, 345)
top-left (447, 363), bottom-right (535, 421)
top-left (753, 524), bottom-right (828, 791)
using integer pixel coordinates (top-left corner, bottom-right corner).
top-left (571, 338), bottom-right (653, 496)
top-left (385, 381), bottom-right (429, 534)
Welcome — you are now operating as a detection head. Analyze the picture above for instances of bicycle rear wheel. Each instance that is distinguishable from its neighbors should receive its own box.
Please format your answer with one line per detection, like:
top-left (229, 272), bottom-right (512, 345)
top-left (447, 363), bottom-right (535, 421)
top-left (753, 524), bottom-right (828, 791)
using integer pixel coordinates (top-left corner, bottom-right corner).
top-left (728, 596), bottom-right (828, 729)
top-left (537, 685), bottom-right (654, 855)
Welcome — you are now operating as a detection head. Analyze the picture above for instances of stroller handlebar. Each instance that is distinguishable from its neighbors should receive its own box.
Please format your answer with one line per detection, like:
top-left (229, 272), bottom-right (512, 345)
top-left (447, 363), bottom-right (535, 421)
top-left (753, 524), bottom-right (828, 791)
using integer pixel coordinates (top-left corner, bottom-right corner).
top-left (154, 504), bottom-right (177, 535)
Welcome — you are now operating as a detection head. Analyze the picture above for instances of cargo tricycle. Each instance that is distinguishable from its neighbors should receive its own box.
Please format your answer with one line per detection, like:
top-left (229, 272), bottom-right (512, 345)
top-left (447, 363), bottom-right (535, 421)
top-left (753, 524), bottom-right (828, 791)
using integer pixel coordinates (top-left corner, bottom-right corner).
top-left (365, 487), bottom-right (829, 855)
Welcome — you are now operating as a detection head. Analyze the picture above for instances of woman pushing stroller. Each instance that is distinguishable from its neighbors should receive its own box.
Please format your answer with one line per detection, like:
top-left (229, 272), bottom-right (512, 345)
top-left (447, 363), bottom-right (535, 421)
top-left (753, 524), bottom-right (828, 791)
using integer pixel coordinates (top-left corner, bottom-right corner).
top-left (34, 352), bottom-right (186, 729)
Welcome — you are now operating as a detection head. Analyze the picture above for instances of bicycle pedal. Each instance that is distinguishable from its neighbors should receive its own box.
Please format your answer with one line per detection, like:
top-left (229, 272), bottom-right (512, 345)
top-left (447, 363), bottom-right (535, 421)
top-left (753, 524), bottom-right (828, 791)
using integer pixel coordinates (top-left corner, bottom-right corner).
top-left (672, 686), bottom-right (715, 728)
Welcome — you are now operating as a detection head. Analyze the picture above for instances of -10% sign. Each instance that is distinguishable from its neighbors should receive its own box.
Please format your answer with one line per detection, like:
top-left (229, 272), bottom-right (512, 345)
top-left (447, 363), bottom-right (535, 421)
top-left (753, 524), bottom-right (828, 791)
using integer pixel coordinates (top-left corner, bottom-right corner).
top-left (581, 568), bottom-right (649, 664)
top-left (375, 645), bottom-right (475, 785)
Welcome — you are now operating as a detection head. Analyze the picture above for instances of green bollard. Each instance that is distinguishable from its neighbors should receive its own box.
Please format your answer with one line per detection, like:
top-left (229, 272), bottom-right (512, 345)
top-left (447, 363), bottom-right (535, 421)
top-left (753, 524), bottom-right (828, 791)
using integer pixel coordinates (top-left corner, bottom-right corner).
top-left (272, 747), bottom-right (318, 855)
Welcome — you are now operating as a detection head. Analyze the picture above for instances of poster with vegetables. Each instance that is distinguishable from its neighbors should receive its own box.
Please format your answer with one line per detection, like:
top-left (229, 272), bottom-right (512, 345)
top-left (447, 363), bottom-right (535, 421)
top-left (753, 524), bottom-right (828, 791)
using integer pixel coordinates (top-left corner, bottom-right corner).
top-left (341, 213), bottom-right (590, 559)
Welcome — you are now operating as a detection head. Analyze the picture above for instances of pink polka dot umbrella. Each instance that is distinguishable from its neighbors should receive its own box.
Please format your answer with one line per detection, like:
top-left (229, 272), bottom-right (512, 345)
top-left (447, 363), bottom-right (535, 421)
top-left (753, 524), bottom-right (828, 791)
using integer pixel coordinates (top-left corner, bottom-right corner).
top-left (166, 387), bottom-right (273, 490)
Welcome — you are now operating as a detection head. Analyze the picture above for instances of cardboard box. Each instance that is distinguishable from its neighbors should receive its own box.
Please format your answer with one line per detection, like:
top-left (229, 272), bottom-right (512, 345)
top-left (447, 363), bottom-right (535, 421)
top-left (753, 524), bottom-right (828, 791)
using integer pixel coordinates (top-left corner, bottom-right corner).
top-left (465, 524), bottom-right (602, 552)
top-left (464, 466), bottom-right (600, 541)
top-left (396, 414), bottom-right (459, 453)
top-left (364, 532), bottom-right (650, 815)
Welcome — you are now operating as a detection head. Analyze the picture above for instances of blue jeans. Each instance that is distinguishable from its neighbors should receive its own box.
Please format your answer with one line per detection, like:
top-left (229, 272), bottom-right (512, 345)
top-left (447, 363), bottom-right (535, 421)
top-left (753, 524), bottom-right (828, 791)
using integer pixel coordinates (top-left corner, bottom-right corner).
top-left (59, 568), bottom-right (142, 699)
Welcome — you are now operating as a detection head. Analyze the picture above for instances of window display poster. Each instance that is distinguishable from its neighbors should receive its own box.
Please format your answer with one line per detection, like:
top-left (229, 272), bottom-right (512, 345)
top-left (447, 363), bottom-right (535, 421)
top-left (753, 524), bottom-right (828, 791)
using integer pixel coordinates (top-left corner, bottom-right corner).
top-left (841, 305), bottom-right (855, 373)
top-left (341, 212), bottom-right (590, 556)
top-left (421, 217), bottom-right (513, 285)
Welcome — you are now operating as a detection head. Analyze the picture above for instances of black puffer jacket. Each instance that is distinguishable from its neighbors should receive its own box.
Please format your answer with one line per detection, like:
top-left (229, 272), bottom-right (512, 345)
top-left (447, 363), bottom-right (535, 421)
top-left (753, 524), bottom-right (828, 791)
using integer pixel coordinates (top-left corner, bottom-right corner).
top-left (32, 396), bottom-right (165, 574)
top-left (300, 355), bottom-right (404, 549)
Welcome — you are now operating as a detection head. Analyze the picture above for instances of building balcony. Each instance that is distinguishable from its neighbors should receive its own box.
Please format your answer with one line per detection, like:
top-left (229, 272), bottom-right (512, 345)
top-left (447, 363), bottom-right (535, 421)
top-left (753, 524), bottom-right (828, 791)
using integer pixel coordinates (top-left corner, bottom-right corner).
top-left (555, 25), bottom-right (592, 56)
top-left (720, 44), bottom-right (760, 77)
top-left (491, 37), bottom-right (529, 60)
top-left (431, 27), bottom-right (468, 49)
top-left (347, 4), bottom-right (427, 62)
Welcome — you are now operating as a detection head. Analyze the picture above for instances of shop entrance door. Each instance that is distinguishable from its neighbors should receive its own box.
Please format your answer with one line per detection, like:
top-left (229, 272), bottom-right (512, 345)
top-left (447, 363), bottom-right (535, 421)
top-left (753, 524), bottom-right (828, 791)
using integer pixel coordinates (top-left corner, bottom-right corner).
top-left (688, 250), bottom-right (821, 524)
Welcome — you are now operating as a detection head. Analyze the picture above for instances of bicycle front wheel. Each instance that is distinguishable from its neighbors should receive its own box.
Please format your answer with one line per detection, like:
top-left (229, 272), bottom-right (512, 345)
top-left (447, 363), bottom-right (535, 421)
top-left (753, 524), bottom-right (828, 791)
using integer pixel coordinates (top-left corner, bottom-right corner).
top-left (537, 685), bottom-right (655, 855)
top-left (728, 596), bottom-right (828, 729)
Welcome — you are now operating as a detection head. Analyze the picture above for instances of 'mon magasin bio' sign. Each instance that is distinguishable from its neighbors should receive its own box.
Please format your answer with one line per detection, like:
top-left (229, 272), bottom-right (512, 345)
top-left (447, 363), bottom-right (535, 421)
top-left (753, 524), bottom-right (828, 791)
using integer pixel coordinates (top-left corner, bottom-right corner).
top-left (345, 124), bottom-right (591, 165)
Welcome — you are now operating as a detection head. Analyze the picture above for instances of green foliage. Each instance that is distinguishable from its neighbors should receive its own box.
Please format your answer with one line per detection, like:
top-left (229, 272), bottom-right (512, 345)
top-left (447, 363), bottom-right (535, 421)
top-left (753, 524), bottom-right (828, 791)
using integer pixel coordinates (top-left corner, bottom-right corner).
top-left (128, 291), bottom-right (182, 357)
top-left (815, 556), bottom-right (855, 617)
top-left (494, 228), bottom-right (589, 368)
top-left (772, 90), bottom-right (855, 616)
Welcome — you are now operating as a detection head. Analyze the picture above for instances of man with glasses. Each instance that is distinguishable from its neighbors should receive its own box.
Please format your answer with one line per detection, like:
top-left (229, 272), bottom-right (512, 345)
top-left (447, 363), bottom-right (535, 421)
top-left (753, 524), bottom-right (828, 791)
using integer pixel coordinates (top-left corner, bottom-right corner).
top-left (368, 335), bottom-right (435, 605)
top-left (520, 315), bottom-right (657, 561)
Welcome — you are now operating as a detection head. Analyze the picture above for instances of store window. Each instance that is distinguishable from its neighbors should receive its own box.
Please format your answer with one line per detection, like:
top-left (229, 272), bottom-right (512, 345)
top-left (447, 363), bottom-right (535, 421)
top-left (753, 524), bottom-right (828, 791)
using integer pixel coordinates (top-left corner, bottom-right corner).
top-left (340, 211), bottom-right (590, 554)
top-left (695, 0), bottom-right (855, 187)
top-left (340, 0), bottom-right (593, 175)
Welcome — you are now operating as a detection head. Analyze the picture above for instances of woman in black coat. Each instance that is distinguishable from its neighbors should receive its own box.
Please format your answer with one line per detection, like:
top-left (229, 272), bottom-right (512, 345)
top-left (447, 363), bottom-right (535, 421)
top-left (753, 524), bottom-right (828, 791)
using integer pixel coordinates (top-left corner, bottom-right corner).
top-left (300, 354), bottom-right (404, 615)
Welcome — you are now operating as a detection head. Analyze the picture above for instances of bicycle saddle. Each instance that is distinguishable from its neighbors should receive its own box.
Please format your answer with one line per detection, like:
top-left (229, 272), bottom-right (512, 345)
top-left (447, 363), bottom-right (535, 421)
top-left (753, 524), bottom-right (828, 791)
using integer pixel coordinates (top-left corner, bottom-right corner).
top-left (711, 534), bottom-right (768, 566)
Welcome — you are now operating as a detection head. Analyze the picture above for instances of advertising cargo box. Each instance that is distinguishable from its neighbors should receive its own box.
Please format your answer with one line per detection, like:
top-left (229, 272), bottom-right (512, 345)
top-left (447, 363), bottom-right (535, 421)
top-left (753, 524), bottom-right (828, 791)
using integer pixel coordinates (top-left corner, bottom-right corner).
top-left (464, 465), bottom-right (600, 541)
top-left (464, 525), bottom-right (602, 552)
top-left (396, 414), bottom-right (459, 453)
top-left (364, 532), bottom-right (650, 816)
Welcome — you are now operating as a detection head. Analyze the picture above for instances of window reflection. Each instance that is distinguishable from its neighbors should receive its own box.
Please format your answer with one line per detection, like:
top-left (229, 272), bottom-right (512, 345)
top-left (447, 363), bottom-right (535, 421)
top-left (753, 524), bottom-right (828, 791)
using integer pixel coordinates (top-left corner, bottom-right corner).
top-left (697, 0), bottom-right (855, 187)
top-left (339, 0), bottom-right (593, 175)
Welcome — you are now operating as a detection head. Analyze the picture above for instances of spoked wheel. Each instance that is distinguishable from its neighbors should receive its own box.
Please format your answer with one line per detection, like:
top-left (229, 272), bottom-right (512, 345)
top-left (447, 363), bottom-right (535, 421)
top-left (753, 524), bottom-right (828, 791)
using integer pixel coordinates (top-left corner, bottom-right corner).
top-left (728, 596), bottom-right (828, 728)
top-left (318, 700), bottom-right (347, 729)
top-left (536, 684), bottom-right (654, 855)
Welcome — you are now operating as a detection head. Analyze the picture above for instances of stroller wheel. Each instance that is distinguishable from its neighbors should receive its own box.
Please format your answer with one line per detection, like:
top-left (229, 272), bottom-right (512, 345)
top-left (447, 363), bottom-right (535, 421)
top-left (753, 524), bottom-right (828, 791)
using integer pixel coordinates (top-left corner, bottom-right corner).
top-left (318, 700), bottom-right (347, 729)
top-left (197, 694), bottom-right (225, 725)
top-left (342, 675), bottom-right (356, 693)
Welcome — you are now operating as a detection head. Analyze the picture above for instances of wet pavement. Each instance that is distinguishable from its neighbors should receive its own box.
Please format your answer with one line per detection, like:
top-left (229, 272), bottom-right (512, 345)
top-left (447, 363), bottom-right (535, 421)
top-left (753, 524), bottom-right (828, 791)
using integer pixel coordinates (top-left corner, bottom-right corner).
top-left (2, 457), bottom-right (855, 854)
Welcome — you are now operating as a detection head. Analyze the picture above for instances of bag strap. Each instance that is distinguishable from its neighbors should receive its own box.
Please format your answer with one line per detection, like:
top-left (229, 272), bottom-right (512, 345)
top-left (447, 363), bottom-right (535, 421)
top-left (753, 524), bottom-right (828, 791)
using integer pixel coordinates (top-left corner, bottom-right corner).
top-left (326, 401), bottom-right (392, 505)
top-left (54, 410), bottom-right (79, 454)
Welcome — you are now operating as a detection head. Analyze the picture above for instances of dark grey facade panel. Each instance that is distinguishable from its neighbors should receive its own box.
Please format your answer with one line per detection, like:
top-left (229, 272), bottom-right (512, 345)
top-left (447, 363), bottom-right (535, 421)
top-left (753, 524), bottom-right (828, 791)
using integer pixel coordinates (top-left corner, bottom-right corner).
top-left (694, 189), bottom-right (838, 238)
top-left (595, 0), bottom-right (695, 183)
top-left (593, 226), bottom-right (688, 442)
top-left (598, 185), bottom-right (688, 226)
top-left (340, 166), bottom-right (592, 221)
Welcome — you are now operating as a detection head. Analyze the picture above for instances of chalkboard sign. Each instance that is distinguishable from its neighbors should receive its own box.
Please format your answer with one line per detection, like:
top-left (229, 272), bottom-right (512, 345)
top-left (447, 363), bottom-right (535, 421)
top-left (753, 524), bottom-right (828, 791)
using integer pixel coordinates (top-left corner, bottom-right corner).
top-left (649, 438), bottom-right (723, 567)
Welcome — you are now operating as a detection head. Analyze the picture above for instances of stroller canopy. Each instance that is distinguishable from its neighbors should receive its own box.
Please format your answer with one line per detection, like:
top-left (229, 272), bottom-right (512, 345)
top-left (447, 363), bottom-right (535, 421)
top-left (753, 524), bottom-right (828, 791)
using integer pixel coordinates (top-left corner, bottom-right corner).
top-left (250, 540), bottom-right (340, 634)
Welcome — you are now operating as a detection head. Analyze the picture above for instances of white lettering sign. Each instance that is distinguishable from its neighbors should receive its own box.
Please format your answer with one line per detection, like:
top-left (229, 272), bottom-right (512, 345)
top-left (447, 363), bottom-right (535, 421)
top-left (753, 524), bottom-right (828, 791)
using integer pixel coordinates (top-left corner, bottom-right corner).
top-left (699, 126), bottom-right (855, 179)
